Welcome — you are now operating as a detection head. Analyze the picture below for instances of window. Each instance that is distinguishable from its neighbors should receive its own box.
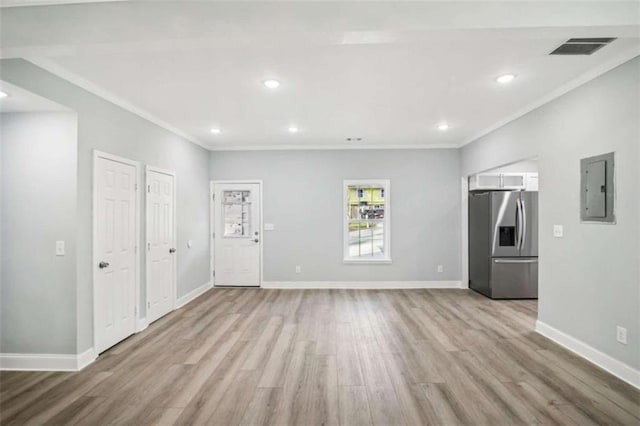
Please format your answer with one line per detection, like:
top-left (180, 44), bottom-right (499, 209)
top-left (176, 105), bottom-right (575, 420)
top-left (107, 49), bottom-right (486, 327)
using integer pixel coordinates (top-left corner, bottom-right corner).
top-left (344, 180), bottom-right (390, 263)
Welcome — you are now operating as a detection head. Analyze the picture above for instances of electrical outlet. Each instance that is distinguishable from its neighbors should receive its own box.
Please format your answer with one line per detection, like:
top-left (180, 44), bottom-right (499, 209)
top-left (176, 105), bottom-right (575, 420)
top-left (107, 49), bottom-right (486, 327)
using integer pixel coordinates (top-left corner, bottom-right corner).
top-left (553, 225), bottom-right (564, 238)
top-left (616, 326), bottom-right (627, 345)
top-left (295, 265), bottom-right (302, 274)
top-left (55, 240), bottom-right (65, 256)
top-left (437, 265), bottom-right (444, 273)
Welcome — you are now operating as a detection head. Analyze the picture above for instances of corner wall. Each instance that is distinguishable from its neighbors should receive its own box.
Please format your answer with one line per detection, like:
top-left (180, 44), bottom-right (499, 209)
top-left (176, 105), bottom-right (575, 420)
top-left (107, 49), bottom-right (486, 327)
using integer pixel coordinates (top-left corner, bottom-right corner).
top-left (461, 57), bottom-right (640, 376)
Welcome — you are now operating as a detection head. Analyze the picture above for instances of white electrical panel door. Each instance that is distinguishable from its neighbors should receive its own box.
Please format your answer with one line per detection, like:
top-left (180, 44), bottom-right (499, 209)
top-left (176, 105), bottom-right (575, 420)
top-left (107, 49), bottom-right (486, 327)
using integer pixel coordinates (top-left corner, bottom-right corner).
top-left (146, 169), bottom-right (176, 324)
top-left (95, 156), bottom-right (137, 354)
top-left (213, 183), bottom-right (261, 287)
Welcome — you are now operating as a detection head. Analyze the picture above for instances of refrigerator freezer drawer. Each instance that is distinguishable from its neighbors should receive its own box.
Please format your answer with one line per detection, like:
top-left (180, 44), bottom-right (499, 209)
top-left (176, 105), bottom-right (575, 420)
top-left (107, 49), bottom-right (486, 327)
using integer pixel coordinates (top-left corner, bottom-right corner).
top-left (490, 257), bottom-right (538, 299)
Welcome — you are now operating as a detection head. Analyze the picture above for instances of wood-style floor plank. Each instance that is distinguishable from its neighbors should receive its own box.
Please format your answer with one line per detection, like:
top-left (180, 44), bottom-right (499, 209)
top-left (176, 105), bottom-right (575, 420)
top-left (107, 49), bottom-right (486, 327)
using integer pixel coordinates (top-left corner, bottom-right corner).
top-left (1, 288), bottom-right (638, 425)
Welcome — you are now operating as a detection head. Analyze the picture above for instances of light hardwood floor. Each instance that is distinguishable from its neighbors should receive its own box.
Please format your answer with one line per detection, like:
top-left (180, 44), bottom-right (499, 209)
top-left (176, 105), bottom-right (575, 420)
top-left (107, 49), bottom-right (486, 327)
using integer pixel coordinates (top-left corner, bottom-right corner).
top-left (1, 288), bottom-right (639, 425)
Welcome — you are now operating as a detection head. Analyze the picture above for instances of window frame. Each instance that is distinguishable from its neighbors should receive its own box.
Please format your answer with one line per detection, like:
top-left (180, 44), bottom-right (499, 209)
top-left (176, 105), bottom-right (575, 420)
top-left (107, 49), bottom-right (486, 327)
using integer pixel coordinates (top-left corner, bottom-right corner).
top-left (343, 179), bottom-right (391, 264)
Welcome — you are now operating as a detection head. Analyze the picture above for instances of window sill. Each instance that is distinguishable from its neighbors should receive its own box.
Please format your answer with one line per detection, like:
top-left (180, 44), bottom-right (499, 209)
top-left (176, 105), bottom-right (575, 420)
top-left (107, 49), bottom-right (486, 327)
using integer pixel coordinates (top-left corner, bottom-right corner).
top-left (343, 258), bottom-right (392, 265)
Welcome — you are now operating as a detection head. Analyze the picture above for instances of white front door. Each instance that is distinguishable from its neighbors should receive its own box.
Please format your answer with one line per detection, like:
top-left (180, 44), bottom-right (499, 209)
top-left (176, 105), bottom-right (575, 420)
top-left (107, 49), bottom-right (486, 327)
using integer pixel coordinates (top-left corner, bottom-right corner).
top-left (146, 168), bottom-right (176, 324)
top-left (213, 182), bottom-right (261, 287)
top-left (95, 155), bottom-right (137, 354)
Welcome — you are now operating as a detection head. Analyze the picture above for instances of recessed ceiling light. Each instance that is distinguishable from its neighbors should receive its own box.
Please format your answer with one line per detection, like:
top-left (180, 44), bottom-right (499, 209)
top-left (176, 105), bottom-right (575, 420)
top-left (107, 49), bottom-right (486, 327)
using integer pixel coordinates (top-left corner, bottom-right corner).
top-left (210, 127), bottom-right (222, 134)
top-left (263, 79), bottom-right (280, 89)
top-left (0, 91), bottom-right (8, 99)
top-left (437, 123), bottom-right (449, 131)
top-left (288, 126), bottom-right (299, 133)
top-left (496, 74), bottom-right (516, 84)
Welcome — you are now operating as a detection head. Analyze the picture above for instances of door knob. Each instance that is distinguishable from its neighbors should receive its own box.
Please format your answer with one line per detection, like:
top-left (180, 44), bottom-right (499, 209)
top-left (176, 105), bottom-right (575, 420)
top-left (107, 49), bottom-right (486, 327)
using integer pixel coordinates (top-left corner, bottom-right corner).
top-left (254, 238), bottom-right (259, 243)
top-left (169, 248), bottom-right (176, 253)
top-left (99, 261), bottom-right (110, 269)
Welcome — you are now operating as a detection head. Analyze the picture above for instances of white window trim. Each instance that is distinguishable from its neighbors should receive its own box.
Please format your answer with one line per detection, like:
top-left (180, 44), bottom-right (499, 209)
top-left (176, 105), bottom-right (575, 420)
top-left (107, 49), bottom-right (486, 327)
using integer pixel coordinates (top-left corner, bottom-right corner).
top-left (343, 179), bottom-right (391, 264)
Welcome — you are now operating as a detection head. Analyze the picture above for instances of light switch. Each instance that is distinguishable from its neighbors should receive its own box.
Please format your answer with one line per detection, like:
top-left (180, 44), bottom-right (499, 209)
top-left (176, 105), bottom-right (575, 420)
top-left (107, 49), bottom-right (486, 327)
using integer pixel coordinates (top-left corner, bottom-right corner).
top-left (553, 225), bottom-right (564, 238)
top-left (264, 223), bottom-right (275, 231)
top-left (56, 240), bottom-right (65, 256)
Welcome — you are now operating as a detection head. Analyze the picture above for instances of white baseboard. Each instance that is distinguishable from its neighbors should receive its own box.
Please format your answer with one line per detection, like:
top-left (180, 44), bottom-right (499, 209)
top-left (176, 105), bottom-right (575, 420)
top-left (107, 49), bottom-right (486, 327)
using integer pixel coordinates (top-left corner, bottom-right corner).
top-left (176, 281), bottom-right (213, 309)
top-left (261, 280), bottom-right (463, 290)
top-left (76, 347), bottom-right (96, 370)
top-left (1, 347), bottom-right (96, 372)
top-left (136, 316), bottom-right (148, 333)
top-left (535, 320), bottom-right (640, 389)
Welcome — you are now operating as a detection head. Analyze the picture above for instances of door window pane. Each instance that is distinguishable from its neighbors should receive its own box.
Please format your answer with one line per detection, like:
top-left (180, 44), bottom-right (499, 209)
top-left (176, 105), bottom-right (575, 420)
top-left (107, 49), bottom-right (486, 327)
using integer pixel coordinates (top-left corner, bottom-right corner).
top-left (223, 190), bottom-right (251, 237)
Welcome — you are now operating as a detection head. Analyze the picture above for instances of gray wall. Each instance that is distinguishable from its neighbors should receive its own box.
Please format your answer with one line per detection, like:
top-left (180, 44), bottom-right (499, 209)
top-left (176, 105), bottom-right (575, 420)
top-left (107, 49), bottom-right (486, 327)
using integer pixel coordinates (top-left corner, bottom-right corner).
top-left (209, 149), bottom-right (462, 282)
top-left (1, 112), bottom-right (78, 353)
top-left (0, 59), bottom-right (211, 354)
top-left (461, 58), bottom-right (640, 369)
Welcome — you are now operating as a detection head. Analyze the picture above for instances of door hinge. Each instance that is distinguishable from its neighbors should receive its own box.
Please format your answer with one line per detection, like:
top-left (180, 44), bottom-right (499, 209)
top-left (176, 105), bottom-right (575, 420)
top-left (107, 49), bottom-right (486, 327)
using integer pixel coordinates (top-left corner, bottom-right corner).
top-left (212, 232), bottom-right (215, 239)
top-left (212, 270), bottom-right (215, 278)
top-left (134, 245), bottom-right (137, 254)
top-left (147, 185), bottom-right (151, 193)
top-left (212, 194), bottom-right (215, 201)
top-left (134, 306), bottom-right (137, 316)
top-left (147, 242), bottom-right (151, 251)
top-left (147, 301), bottom-right (150, 309)
top-left (135, 184), bottom-right (138, 191)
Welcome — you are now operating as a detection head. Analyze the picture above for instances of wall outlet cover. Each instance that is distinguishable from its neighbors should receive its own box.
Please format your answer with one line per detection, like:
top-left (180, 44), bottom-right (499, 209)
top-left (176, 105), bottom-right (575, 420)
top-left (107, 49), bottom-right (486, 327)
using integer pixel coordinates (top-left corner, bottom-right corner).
top-left (437, 265), bottom-right (444, 273)
top-left (55, 240), bottom-right (65, 256)
top-left (616, 326), bottom-right (627, 344)
top-left (295, 265), bottom-right (302, 274)
top-left (553, 225), bottom-right (564, 238)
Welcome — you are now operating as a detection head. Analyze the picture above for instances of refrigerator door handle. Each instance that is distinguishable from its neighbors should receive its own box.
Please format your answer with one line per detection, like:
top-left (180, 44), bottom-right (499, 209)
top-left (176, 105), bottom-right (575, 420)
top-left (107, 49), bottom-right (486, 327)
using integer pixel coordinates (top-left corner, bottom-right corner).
top-left (494, 258), bottom-right (538, 264)
top-left (516, 196), bottom-right (522, 250)
top-left (520, 196), bottom-right (527, 252)
top-left (515, 197), bottom-right (519, 249)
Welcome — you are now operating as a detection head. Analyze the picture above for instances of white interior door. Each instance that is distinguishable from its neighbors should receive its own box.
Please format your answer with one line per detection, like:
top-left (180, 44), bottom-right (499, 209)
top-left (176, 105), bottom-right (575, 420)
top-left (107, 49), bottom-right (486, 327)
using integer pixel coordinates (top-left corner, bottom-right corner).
top-left (146, 168), bottom-right (176, 324)
top-left (213, 182), bottom-right (261, 287)
top-left (95, 155), bottom-right (137, 354)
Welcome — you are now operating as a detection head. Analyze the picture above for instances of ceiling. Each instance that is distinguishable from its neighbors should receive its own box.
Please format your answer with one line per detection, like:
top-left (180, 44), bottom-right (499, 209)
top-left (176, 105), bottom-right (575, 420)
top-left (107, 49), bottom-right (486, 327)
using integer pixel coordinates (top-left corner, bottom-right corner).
top-left (1, 2), bottom-right (639, 150)
top-left (0, 80), bottom-right (70, 112)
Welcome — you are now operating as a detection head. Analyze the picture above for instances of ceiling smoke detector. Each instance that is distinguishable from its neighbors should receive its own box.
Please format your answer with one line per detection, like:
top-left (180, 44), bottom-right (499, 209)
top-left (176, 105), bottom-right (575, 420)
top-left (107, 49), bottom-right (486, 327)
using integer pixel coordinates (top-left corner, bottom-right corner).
top-left (550, 38), bottom-right (616, 56)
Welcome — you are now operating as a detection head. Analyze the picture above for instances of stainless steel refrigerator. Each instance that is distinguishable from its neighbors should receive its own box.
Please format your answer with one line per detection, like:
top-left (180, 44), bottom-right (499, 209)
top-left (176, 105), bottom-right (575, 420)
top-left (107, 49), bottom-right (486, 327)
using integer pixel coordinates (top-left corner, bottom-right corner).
top-left (469, 191), bottom-right (538, 299)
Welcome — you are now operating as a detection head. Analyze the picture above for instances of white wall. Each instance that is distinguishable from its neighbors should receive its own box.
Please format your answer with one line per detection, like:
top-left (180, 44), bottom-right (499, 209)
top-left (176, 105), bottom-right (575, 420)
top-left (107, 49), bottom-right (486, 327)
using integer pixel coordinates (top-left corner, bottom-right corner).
top-left (461, 57), bottom-right (639, 371)
top-left (485, 158), bottom-right (538, 174)
top-left (0, 59), bottom-right (211, 355)
top-left (210, 149), bottom-right (462, 283)
top-left (1, 112), bottom-right (78, 354)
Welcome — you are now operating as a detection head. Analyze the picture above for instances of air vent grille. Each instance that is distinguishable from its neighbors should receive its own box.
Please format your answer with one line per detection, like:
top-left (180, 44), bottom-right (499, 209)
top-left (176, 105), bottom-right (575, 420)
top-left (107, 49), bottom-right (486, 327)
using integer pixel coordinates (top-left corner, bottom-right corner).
top-left (550, 38), bottom-right (616, 56)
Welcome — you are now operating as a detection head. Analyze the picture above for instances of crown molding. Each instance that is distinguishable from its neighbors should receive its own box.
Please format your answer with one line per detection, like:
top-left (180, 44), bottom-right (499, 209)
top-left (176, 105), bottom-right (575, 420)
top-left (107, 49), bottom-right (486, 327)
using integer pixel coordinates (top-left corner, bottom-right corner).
top-left (207, 143), bottom-right (458, 151)
top-left (0, 0), bottom-right (125, 7)
top-left (458, 48), bottom-right (640, 148)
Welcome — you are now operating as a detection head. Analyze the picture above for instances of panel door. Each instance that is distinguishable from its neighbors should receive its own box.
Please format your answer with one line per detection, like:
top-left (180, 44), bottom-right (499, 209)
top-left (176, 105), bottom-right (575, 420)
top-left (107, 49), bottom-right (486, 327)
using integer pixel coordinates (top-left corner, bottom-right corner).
top-left (95, 156), bottom-right (137, 354)
top-left (213, 183), bottom-right (261, 287)
top-left (490, 191), bottom-right (519, 257)
top-left (146, 169), bottom-right (176, 324)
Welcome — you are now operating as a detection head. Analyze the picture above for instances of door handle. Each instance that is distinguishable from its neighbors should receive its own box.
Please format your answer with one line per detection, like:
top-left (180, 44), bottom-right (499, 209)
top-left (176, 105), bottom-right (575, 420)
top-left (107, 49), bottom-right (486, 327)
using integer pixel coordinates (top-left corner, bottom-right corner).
top-left (169, 248), bottom-right (176, 253)
top-left (254, 238), bottom-right (259, 243)
top-left (494, 259), bottom-right (538, 264)
top-left (98, 261), bottom-right (110, 269)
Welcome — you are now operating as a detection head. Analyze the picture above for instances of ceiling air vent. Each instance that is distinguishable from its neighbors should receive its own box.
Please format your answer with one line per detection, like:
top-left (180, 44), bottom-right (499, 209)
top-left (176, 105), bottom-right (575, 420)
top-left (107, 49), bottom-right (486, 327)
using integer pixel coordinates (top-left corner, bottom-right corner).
top-left (550, 38), bottom-right (616, 56)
